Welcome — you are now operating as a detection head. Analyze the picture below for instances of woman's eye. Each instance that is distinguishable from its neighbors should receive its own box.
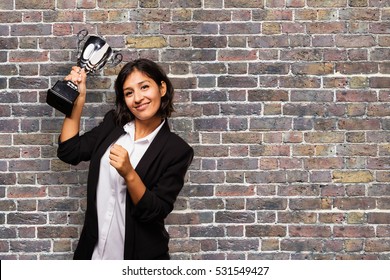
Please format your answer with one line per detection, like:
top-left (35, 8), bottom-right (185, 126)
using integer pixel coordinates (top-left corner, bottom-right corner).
top-left (125, 91), bottom-right (133, 96)
top-left (141, 85), bottom-right (149, 90)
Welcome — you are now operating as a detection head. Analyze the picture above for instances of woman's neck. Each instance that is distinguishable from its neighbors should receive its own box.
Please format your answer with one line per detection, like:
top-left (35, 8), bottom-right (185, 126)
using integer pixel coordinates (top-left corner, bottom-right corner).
top-left (134, 116), bottom-right (163, 140)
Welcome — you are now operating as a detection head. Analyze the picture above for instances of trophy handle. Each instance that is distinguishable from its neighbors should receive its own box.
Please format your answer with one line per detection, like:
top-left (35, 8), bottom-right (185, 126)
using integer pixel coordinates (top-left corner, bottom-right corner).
top-left (111, 51), bottom-right (123, 67)
top-left (76, 29), bottom-right (89, 59)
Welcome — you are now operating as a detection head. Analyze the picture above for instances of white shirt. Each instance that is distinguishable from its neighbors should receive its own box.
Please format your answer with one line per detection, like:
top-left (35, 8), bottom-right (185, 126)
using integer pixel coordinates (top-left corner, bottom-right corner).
top-left (91, 120), bottom-right (165, 260)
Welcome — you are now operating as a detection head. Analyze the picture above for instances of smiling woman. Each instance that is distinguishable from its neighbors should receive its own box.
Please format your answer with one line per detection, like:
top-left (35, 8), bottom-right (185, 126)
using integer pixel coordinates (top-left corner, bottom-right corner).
top-left (56, 58), bottom-right (194, 260)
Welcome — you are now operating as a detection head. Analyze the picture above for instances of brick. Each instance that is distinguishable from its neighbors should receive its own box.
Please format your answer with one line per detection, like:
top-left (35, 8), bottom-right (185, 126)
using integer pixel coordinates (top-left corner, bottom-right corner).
top-left (192, 36), bottom-right (227, 48)
top-left (97, 23), bottom-right (137, 35)
top-left (368, 213), bottom-right (390, 224)
top-left (290, 198), bottom-right (332, 210)
top-left (284, 103), bottom-right (326, 116)
top-left (130, 9), bottom-right (170, 22)
top-left (278, 212), bottom-right (317, 224)
top-left (305, 132), bottom-right (344, 143)
top-left (336, 90), bottom-right (377, 102)
top-left (11, 24), bottom-right (52, 36)
top-left (347, 212), bottom-right (365, 224)
top-left (43, 11), bottom-right (84, 22)
top-left (281, 239), bottom-right (323, 252)
top-left (246, 198), bottom-right (287, 210)
top-left (222, 132), bottom-right (262, 144)
top-left (193, 10), bottom-right (231, 22)
top-left (215, 185), bottom-right (255, 196)
top-left (292, 62), bottom-right (334, 75)
top-left (9, 51), bottom-right (49, 62)
top-left (370, 23), bottom-right (390, 34)
top-left (370, 77), bottom-right (390, 88)
top-left (307, 22), bottom-right (346, 34)
top-left (7, 187), bottom-right (46, 198)
top-left (221, 103), bottom-right (262, 116)
top-left (278, 185), bottom-right (319, 196)
top-left (15, 0), bottom-right (55, 9)
top-left (163, 49), bottom-right (216, 61)
top-left (261, 239), bottom-right (280, 251)
top-left (307, 0), bottom-right (347, 7)
top-left (0, 38), bottom-right (18, 49)
top-left (215, 211), bottom-right (255, 223)
top-left (220, 23), bottom-right (261, 34)
top-left (249, 63), bottom-right (289, 74)
top-left (310, 171), bottom-right (332, 183)
top-left (126, 36), bottom-right (167, 49)
top-left (377, 171), bottom-right (390, 182)
top-left (10, 240), bottom-right (51, 253)
top-left (319, 213), bottom-right (346, 223)
top-left (161, 22), bottom-right (217, 35)
top-left (225, 0), bottom-right (264, 8)
top-left (189, 198), bottom-right (224, 210)
top-left (377, 226), bottom-right (390, 237)
top-left (377, 197), bottom-right (390, 209)
top-left (336, 62), bottom-right (378, 74)
top-left (289, 225), bottom-right (332, 237)
top-left (246, 225), bottom-right (286, 237)
top-left (339, 9), bottom-right (379, 21)
top-left (218, 239), bottom-right (259, 251)
top-left (349, 0), bottom-right (368, 7)
top-left (365, 240), bottom-right (390, 252)
top-left (250, 36), bottom-right (289, 48)
top-left (334, 226), bottom-right (375, 238)
top-left (280, 76), bottom-right (321, 88)
top-left (7, 213), bottom-right (46, 225)
top-left (219, 49), bottom-right (257, 61)
top-left (97, 0), bottom-right (137, 8)
top-left (305, 158), bottom-right (343, 170)
top-left (334, 197), bottom-right (376, 210)
top-left (218, 76), bottom-right (257, 88)
top-left (38, 199), bottom-right (79, 212)
top-left (250, 117), bottom-right (292, 131)
top-left (38, 226), bottom-right (79, 238)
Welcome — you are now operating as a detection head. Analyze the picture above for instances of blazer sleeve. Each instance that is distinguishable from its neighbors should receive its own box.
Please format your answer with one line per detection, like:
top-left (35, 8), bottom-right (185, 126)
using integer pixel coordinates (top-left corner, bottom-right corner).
top-left (57, 110), bottom-right (115, 165)
top-left (131, 139), bottom-right (194, 223)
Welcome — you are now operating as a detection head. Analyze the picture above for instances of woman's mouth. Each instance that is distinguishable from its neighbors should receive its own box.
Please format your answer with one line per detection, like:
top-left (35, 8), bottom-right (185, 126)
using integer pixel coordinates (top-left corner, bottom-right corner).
top-left (135, 102), bottom-right (150, 111)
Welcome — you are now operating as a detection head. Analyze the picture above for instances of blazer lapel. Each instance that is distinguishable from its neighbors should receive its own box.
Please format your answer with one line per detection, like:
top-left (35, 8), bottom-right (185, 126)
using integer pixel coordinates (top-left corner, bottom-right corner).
top-left (94, 126), bottom-right (125, 162)
top-left (135, 120), bottom-right (171, 183)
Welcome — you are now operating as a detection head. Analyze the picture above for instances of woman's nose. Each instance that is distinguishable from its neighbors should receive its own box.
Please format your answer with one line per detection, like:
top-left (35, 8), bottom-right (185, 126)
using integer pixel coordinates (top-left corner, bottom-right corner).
top-left (133, 90), bottom-right (143, 102)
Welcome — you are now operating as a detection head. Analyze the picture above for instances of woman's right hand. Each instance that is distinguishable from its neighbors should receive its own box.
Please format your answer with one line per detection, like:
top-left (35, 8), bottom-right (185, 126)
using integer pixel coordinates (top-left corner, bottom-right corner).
top-left (64, 66), bottom-right (87, 100)
top-left (59, 66), bottom-right (87, 141)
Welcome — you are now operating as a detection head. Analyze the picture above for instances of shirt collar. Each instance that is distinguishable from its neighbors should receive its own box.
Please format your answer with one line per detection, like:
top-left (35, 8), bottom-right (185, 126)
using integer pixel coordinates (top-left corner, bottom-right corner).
top-left (123, 119), bottom-right (165, 144)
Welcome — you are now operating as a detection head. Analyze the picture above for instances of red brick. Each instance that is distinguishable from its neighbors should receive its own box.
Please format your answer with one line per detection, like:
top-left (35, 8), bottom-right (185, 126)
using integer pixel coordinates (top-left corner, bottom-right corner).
top-left (307, 22), bottom-right (346, 34)
top-left (368, 213), bottom-right (390, 224)
top-left (334, 226), bottom-right (375, 237)
top-left (370, 77), bottom-right (390, 88)
top-left (289, 225), bottom-right (332, 237)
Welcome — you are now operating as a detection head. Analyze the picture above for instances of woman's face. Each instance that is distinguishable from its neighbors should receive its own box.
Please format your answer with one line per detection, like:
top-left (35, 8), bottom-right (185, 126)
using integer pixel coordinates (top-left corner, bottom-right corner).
top-left (122, 69), bottom-right (166, 122)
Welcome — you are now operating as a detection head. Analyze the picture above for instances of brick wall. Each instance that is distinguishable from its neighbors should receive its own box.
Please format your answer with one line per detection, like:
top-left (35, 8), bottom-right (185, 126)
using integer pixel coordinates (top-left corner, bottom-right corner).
top-left (1, 0), bottom-right (390, 260)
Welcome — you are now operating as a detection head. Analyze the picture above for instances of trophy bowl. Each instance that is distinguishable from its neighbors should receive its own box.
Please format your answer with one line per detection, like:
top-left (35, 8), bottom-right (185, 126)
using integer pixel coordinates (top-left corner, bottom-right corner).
top-left (46, 30), bottom-right (122, 116)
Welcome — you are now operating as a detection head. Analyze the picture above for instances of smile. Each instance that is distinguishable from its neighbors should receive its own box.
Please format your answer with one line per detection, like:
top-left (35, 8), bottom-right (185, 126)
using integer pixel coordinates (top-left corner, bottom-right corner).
top-left (135, 102), bottom-right (150, 110)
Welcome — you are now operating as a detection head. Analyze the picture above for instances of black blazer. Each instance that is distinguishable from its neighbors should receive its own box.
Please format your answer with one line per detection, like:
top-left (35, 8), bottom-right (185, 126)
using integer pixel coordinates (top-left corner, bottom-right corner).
top-left (57, 110), bottom-right (193, 259)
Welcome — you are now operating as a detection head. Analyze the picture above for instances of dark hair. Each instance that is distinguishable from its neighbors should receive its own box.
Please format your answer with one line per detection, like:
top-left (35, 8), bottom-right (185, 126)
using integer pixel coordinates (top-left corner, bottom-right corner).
top-left (114, 59), bottom-right (174, 126)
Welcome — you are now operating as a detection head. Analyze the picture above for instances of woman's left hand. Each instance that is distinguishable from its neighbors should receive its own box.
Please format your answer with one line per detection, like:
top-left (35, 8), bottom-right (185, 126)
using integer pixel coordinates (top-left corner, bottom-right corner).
top-left (109, 144), bottom-right (133, 179)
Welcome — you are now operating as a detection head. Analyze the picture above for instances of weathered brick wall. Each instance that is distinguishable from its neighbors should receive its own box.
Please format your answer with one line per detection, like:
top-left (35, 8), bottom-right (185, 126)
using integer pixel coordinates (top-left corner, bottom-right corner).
top-left (1, 0), bottom-right (390, 260)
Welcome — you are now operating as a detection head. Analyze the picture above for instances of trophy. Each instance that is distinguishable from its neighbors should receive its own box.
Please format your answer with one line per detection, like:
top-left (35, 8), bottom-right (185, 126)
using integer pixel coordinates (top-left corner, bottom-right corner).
top-left (47, 30), bottom-right (123, 116)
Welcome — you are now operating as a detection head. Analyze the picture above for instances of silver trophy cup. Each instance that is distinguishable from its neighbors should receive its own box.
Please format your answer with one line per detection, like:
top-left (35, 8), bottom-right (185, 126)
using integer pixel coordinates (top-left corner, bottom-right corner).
top-left (47, 30), bottom-right (122, 116)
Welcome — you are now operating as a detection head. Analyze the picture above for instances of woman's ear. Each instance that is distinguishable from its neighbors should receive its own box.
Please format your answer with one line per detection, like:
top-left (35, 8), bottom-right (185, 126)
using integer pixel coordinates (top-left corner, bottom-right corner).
top-left (160, 81), bottom-right (167, 97)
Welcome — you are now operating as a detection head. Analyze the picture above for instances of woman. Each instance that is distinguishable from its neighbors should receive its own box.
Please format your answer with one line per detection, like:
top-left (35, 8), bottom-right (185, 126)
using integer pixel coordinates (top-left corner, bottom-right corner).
top-left (57, 59), bottom-right (194, 260)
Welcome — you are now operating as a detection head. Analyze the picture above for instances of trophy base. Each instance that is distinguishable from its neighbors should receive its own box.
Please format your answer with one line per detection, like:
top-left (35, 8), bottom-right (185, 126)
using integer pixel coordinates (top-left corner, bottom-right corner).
top-left (47, 80), bottom-right (79, 117)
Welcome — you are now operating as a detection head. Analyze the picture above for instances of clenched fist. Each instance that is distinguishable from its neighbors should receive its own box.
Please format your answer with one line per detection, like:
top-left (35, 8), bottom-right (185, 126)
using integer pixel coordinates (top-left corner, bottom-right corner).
top-left (109, 144), bottom-right (134, 179)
